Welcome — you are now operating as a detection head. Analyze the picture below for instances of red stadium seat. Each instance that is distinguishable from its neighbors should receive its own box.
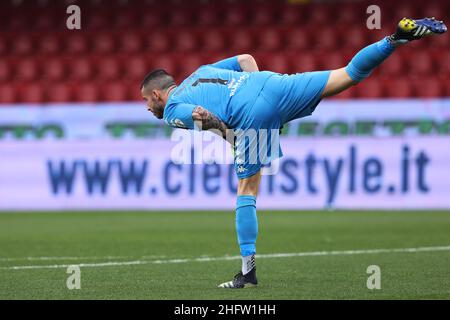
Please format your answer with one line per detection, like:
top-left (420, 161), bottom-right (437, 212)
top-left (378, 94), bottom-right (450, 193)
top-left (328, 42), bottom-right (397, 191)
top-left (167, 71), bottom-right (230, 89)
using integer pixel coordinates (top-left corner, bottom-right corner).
top-left (173, 31), bottom-right (198, 52)
top-left (46, 83), bottom-right (72, 102)
top-left (285, 29), bottom-right (310, 51)
top-left (335, 4), bottom-right (360, 24)
top-left (435, 51), bottom-right (450, 75)
top-left (112, 11), bottom-right (137, 29)
top-left (34, 14), bottom-right (55, 31)
top-left (429, 30), bottom-right (449, 49)
top-left (355, 78), bottom-right (384, 98)
top-left (407, 30), bottom-right (427, 49)
top-left (413, 76), bottom-right (444, 97)
top-left (0, 84), bottom-right (16, 103)
top-left (15, 59), bottom-right (38, 82)
top-left (228, 29), bottom-right (255, 53)
top-left (0, 35), bottom-right (9, 56)
top-left (251, 6), bottom-right (275, 26)
top-left (64, 33), bottom-right (89, 54)
top-left (339, 49), bottom-right (357, 67)
top-left (85, 13), bottom-right (109, 30)
top-left (201, 30), bottom-right (226, 52)
top-left (204, 53), bottom-right (228, 66)
top-left (43, 59), bottom-right (66, 82)
top-left (92, 33), bottom-right (116, 54)
top-left (38, 34), bottom-right (61, 55)
top-left (144, 32), bottom-right (170, 53)
top-left (367, 28), bottom-right (388, 44)
top-left (178, 55), bottom-right (202, 79)
top-left (119, 34), bottom-right (142, 54)
top-left (223, 6), bottom-right (248, 26)
top-left (141, 13), bottom-right (162, 28)
top-left (278, 5), bottom-right (302, 25)
top-left (101, 82), bottom-right (128, 101)
top-left (320, 52), bottom-right (345, 70)
top-left (11, 35), bottom-right (34, 56)
top-left (73, 83), bottom-right (100, 102)
top-left (341, 28), bottom-right (367, 49)
top-left (257, 29), bottom-right (283, 51)
top-left (395, 5), bottom-right (417, 22)
top-left (331, 86), bottom-right (356, 99)
top-left (196, 6), bottom-right (219, 26)
top-left (21, 84), bottom-right (45, 103)
top-left (96, 57), bottom-right (121, 81)
top-left (0, 60), bottom-right (11, 82)
top-left (267, 54), bottom-right (289, 74)
top-left (379, 53), bottom-right (405, 77)
top-left (314, 27), bottom-right (338, 50)
top-left (444, 76), bottom-right (450, 96)
top-left (123, 56), bottom-right (147, 80)
top-left (128, 82), bottom-right (144, 101)
top-left (307, 5), bottom-right (331, 25)
top-left (423, 4), bottom-right (443, 20)
top-left (168, 9), bottom-right (192, 27)
top-left (150, 55), bottom-right (177, 75)
top-left (252, 53), bottom-right (270, 72)
top-left (384, 78), bottom-right (413, 98)
top-left (68, 58), bottom-right (94, 81)
top-left (6, 12), bottom-right (29, 31)
top-left (407, 52), bottom-right (434, 76)
top-left (290, 52), bottom-right (318, 72)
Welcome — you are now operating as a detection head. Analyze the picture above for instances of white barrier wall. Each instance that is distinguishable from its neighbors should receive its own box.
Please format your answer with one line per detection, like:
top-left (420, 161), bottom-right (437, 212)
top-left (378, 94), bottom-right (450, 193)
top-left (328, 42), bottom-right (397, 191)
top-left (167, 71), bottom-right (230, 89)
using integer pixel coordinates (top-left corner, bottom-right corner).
top-left (0, 99), bottom-right (449, 139)
top-left (1, 99), bottom-right (449, 210)
top-left (1, 137), bottom-right (449, 210)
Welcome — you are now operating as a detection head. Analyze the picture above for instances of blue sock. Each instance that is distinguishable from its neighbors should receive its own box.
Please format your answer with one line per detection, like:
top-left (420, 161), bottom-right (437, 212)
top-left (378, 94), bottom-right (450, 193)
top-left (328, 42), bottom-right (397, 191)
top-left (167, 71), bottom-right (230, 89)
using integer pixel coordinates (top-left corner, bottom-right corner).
top-left (236, 195), bottom-right (258, 257)
top-left (345, 37), bottom-right (396, 82)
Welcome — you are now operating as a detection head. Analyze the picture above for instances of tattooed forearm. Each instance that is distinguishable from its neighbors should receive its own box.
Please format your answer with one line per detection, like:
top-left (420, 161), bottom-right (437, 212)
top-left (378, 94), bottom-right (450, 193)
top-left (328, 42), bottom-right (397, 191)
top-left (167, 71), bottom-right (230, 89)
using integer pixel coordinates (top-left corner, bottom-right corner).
top-left (192, 106), bottom-right (229, 139)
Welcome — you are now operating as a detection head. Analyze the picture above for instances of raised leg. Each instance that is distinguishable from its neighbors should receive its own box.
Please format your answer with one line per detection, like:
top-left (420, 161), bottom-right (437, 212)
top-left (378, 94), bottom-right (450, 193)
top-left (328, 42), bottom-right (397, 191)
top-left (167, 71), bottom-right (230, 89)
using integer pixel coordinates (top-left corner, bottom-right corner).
top-left (321, 67), bottom-right (356, 98)
top-left (321, 17), bottom-right (447, 98)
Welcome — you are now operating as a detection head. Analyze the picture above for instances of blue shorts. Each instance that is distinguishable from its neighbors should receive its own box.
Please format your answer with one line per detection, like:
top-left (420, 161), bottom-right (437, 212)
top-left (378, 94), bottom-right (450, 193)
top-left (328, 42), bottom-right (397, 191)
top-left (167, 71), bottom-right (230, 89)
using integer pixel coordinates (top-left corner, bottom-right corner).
top-left (234, 70), bottom-right (331, 179)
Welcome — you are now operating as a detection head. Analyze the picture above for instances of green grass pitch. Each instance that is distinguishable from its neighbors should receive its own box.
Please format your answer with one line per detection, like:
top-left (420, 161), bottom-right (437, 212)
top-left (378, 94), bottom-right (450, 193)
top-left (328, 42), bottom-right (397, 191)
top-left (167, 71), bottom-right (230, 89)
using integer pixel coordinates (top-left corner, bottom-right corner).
top-left (0, 210), bottom-right (450, 300)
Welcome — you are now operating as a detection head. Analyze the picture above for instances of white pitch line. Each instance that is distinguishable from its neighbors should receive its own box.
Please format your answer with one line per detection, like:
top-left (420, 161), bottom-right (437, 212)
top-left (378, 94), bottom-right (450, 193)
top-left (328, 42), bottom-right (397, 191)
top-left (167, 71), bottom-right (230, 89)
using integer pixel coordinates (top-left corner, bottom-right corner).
top-left (3, 245), bottom-right (450, 271)
top-left (0, 256), bottom-right (129, 262)
top-left (5, 260), bottom-right (148, 270)
top-left (0, 255), bottom-right (166, 262)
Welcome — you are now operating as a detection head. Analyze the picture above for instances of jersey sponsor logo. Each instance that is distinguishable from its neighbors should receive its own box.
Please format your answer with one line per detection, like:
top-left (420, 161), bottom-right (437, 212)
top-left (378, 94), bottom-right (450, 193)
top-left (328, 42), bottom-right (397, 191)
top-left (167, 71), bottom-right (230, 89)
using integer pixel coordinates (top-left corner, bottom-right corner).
top-left (229, 74), bottom-right (249, 97)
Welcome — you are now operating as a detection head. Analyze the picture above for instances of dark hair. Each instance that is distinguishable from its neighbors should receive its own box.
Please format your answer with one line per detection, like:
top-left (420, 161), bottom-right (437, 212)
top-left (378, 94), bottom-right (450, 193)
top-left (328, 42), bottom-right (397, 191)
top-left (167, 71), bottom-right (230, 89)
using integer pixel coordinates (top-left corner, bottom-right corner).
top-left (141, 69), bottom-right (175, 91)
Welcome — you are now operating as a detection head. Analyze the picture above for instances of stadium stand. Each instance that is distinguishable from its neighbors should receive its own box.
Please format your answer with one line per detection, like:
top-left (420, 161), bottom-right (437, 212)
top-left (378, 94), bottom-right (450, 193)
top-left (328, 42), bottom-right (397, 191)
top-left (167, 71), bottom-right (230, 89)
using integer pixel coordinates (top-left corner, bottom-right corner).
top-left (0, 0), bottom-right (448, 102)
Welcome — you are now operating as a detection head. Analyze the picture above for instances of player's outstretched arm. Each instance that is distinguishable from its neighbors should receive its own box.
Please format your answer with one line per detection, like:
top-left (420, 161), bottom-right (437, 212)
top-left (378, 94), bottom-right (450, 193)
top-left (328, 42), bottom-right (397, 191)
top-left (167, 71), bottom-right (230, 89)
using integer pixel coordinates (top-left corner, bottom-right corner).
top-left (237, 54), bottom-right (259, 72)
top-left (209, 54), bottom-right (258, 72)
top-left (192, 106), bottom-right (229, 140)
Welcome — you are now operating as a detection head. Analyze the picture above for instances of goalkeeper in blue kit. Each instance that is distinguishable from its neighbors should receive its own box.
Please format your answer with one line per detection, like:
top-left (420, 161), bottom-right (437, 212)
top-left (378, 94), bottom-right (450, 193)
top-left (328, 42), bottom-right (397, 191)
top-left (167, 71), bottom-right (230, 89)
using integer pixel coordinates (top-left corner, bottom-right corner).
top-left (141, 18), bottom-right (447, 288)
